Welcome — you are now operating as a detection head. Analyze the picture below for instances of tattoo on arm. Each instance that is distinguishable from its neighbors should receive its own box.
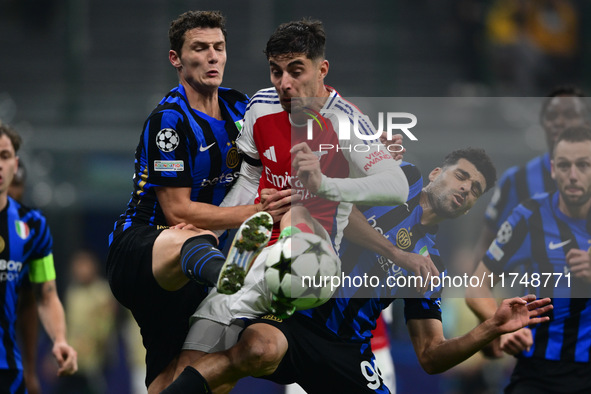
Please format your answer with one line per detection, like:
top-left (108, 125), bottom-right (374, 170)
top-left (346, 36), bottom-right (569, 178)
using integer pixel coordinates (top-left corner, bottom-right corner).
top-left (34, 281), bottom-right (56, 301)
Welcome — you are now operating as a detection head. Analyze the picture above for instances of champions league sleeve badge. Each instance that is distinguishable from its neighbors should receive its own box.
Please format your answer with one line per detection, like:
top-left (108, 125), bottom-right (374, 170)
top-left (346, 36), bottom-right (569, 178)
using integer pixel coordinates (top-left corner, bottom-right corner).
top-left (156, 128), bottom-right (180, 152)
top-left (496, 221), bottom-right (512, 245)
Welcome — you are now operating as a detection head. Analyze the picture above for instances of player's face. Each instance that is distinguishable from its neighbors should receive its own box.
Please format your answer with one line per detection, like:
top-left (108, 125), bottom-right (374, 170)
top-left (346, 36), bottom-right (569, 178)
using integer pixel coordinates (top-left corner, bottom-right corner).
top-left (426, 158), bottom-right (486, 219)
top-left (170, 27), bottom-right (226, 92)
top-left (552, 140), bottom-right (591, 208)
top-left (542, 96), bottom-right (587, 151)
top-left (269, 53), bottom-right (329, 114)
top-left (0, 135), bottom-right (18, 196)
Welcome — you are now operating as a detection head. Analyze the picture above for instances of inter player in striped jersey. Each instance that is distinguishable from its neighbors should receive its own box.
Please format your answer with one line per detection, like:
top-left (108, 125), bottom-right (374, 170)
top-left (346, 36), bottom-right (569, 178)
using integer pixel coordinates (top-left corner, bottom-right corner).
top-left (471, 87), bottom-right (589, 359)
top-left (471, 86), bottom-right (588, 360)
top-left (9, 162), bottom-right (42, 394)
top-left (106, 11), bottom-right (291, 393)
top-left (0, 123), bottom-right (77, 393)
top-left (258, 151), bottom-right (550, 393)
top-left (467, 126), bottom-right (591, 393)
top-left (476, 87), bottom-right (588, 260)
top-left (164, 148), bottom-right (552, 393)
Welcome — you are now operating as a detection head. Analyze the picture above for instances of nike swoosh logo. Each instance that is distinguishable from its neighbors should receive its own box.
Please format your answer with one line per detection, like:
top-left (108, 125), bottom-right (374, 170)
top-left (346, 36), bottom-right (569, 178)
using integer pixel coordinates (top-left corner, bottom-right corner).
top-left (199, 142), bottom-right (216, 152)
top-left (548, 239), bottom-right (572, 250)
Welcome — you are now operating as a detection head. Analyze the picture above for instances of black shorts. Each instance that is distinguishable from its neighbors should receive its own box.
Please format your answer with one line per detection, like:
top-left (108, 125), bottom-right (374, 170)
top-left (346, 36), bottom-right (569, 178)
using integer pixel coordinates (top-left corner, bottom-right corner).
top-left (106, 225), bottom-right (207, 387)
top-left (250, 313), bottom-right (391, 393)
top-left (505, 357), bottom-right (591, 394)
top-left (0, 368), bottom-right (25, 393)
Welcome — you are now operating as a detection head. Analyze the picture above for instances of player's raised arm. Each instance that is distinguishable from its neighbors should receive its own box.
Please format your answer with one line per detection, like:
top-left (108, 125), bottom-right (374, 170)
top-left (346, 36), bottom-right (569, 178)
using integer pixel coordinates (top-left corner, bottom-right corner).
top-left (344, 205), bottom-right (439, 292)
top-left (295, 140), bottom-right (410, 206)
top-left (408, 295), bottom-right (551, 374)
top-left (290, 112), bottom-right (410, 206)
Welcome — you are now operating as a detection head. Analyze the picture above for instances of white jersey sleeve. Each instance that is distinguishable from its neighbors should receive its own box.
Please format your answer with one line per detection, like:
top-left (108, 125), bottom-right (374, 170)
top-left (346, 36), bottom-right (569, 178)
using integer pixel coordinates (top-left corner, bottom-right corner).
top-left (316, 99), bottom-right (409, 205)
top-left (317, 161), bottom-right (408, 205)
top-left (218, 161), bottom-right (261, 209)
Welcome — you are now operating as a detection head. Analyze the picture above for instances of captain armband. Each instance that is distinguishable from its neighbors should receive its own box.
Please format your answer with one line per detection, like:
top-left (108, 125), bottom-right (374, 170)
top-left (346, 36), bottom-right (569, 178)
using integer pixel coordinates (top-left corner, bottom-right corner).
top-left (29, 253), bottom-right (56, 283)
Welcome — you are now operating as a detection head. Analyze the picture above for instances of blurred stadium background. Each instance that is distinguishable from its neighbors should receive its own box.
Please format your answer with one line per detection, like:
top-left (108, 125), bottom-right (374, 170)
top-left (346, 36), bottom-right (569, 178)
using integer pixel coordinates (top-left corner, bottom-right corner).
top-left (1, 0), bottom-right (590, 392)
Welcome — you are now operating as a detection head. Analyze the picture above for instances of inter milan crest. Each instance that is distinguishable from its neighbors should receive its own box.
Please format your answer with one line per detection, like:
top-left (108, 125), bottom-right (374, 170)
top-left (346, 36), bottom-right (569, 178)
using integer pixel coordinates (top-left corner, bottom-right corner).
top-left (226, 146), bottom-right (240, 169)
top-left (156, 128), bottom-right (180, 152)
top-left (396, 228), bottom-right (412, 250)
top-left (0, 236), bottom-right (5, 254)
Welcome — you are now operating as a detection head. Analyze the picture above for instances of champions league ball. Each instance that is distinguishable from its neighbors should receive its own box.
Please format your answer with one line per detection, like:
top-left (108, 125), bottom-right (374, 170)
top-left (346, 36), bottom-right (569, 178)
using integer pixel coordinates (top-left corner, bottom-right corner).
top-left (264, 232), bottom-right (341, 311)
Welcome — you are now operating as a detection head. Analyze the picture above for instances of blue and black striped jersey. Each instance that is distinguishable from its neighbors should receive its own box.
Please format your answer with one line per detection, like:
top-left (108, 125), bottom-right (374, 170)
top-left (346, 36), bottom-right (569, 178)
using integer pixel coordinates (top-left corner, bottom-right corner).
top-left (484, 192), bottom-right (591, 363)
top-left (485, 153), bottom-right (554, 231)
top-left (110, 84), bottom-right (248, 243)
top-left (298, 162), bottom-right (443, 343)
top-left (1, 197), bottom-right (53, 374)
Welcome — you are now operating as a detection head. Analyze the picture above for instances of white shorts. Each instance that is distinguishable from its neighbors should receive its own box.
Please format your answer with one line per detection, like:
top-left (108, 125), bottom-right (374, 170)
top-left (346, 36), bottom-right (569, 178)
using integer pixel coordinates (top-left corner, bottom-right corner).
top-left (183, 318), bottom-right (245, 353)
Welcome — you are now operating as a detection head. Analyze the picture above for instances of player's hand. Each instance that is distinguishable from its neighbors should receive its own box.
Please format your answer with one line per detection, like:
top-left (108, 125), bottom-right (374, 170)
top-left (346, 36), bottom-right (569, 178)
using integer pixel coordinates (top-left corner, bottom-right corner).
top-left (500, 327), bottom-right (533, 355)
top-left (169, 222), bottom-right (200, 231)
top-left (380, 132), bottom-right (406, 161)
top-left (491, 295), bottom-right (552, 335)
top-left (52, 341), bottom-right (77, 376)
top-left (566, 248), bottom-right (591, 282)
top-left (259, 188), bottom-right (300, 223)
top-left (389, 248), bottom-right (439, 294)
top-left (168, 223), bottom-right (216, 241)
top-left (290, 142), bottom-right (323, 194)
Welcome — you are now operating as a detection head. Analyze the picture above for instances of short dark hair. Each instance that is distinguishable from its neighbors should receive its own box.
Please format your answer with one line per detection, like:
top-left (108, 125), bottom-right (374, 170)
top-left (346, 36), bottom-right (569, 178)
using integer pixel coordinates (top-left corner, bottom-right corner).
top-left (442, 148), bottom-right (497, 193)
top-left (265, 18), bottom-right (326, 60)
top-left (553, 126), bottom-right (591, 156)
top-left (540, 85), bottom-right (587, 118)
top-left (169, 10), bottom-right (227, 55)
top-left (0, 122), bottom-right (22, 153)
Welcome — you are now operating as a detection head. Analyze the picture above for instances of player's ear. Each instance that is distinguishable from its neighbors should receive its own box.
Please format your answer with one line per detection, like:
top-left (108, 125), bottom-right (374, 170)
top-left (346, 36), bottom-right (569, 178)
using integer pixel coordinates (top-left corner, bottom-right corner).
top-left (169, 50), bottom-right (182, 69)
top-left (550, 159), bottom-right (556, 180)
top-left (428, 167), bottom-right (442, 182)
top-left (319, 59), bottom-right (329, 80)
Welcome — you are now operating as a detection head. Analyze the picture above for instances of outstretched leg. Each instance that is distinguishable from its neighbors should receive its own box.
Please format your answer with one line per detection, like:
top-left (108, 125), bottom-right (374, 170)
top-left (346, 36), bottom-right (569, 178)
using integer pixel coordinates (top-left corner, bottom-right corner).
top-left (162, 323), bottom-right (287, 394)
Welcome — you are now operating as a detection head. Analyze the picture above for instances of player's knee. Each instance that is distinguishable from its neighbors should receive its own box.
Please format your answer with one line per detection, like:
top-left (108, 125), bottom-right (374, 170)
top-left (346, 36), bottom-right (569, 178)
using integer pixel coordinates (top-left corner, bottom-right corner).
top-left (281, 205), bottom-right (313, 230)
top-left (236, 328), bottom-right (286, 376)
top-left (245, 338), bottom-right (284, 376)
top-left (280, 208), bottom-right (292, 229)
top-left (289, 205), bottom-right (311, 221)
top-left (153, 231), bottom-right (202, 290)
